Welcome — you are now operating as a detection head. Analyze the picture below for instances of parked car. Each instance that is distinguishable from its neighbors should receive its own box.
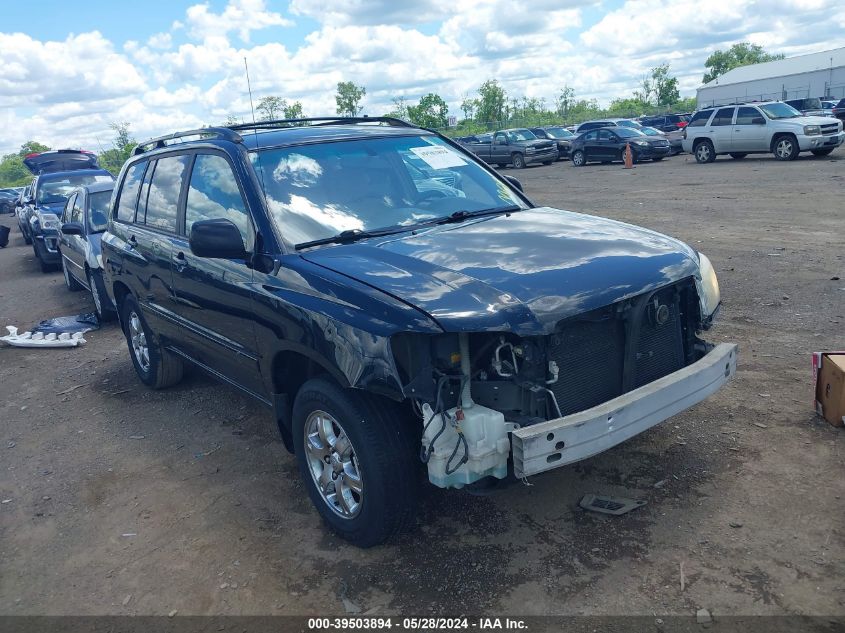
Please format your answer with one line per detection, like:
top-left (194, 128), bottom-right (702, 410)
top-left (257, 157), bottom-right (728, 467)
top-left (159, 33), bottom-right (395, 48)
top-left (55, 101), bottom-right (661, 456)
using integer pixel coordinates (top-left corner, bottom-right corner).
top-left (638, 114), bottom-right (689, 132)
top-left (820, 100), bottom-right (837, 117)
top-left (58, 182), bottom-right (116, 319)
top-left (20, 150), bottom-right (113, 271)
top-left (459, 128), bottom-right (557, 168)
top-left (784, 97), bottom-right (828, 117)
top-left (832, 98), bottom-right (845, 123)
top-left (575, 118), bottom-right (642, 133)
top-left (682, 102), bottom-right (844, 163)
top-left (640, 125), bottom-right (683, 154)
top-left (15, 182), bottom-right (34, 239)
top-left (0, 188), bottom-right (19, 214)
top-left (530, 126), bottom-right (576, 159)
top-left (570, 126), bottom-right (671, 165)
top-left (101, 117), bottom-right (735, 547)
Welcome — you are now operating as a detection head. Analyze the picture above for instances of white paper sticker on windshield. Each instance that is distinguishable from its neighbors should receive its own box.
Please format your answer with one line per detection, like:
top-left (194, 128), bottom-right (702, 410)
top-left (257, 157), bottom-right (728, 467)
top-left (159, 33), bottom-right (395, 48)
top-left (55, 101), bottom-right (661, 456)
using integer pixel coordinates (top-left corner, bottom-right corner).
top-left (409, 146), bottom-right (467, 169)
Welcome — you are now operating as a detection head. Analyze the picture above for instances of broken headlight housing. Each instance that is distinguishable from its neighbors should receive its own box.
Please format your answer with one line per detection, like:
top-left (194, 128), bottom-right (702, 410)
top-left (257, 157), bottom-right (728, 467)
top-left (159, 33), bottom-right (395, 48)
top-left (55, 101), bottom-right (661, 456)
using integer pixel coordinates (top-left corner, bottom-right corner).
top-left (697, 252), bottom-right (720, 319)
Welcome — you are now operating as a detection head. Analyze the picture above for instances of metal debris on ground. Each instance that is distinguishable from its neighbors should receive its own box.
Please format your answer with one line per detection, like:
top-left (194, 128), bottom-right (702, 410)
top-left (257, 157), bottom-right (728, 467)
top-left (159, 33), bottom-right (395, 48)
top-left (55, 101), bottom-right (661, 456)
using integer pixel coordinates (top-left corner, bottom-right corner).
top-left (579, 494), bottom-right (647, 516)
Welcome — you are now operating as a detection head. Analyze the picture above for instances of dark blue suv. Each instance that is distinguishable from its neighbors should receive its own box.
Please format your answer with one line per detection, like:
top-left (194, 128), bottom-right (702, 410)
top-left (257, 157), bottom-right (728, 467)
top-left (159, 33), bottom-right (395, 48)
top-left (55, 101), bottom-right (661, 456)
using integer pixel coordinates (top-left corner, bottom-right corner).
top-left (101, 118), bottom-right (736, 547)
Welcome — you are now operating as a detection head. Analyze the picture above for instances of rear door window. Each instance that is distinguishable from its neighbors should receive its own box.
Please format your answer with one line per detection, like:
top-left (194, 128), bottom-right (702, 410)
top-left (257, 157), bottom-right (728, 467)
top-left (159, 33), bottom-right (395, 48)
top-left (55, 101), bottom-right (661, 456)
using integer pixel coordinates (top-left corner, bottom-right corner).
top-left (711, 108), bottom-right (735, 126)
top-left (688, 110), bottom-right (713, 127)
top-left (185, 154), bottom-right (251, 244)
top-left (116, 161), bottom-right (146, 223)
top-left (735, 107), bottom-right (763, 125)
top-left (143, 155), bottom-right (190, 233)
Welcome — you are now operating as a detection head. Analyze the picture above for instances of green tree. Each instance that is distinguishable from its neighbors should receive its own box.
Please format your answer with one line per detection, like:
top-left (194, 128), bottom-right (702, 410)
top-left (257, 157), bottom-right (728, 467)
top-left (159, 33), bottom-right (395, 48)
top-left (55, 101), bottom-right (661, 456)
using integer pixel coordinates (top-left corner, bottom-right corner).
top-left (652, 64), bottom-right (680, 106)
top-left (407, 93), bottom-right (449, 128)
top-left (554, 86), bottom-right (575, 118)
top-left (0, 141), bottom-right (52, 187)
top-left (703, 42), bottom-right (785, 84)
top-left (476, 79), bottom-right (506, 125)
top-left (256, 96), bottom-right (286, 121)
top-left (283, 101), bottom-right (305, 120)
top-left (335, 81), bottom-right (366, 117)
top-left (385, 97), bottom-right (410, 120)
top-left (459, 95), bottom-right (476, 121)
top-left (223, 114), bottom-right (241, 126)
top-left (97, 122), bottom-right (137, 176)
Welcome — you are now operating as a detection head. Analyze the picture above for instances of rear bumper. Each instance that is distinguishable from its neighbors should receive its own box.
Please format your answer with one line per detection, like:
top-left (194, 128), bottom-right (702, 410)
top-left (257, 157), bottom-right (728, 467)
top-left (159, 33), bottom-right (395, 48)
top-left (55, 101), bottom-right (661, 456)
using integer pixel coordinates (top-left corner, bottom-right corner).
top-left (511, 343), bottom-right (737, 478)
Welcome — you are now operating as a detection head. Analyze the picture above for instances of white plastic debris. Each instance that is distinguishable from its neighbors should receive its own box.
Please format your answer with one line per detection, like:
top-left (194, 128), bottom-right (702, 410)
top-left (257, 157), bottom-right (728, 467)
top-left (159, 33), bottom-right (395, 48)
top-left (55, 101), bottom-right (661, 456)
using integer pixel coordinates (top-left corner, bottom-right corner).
top-left (0, 326), bottom-right (86, 348)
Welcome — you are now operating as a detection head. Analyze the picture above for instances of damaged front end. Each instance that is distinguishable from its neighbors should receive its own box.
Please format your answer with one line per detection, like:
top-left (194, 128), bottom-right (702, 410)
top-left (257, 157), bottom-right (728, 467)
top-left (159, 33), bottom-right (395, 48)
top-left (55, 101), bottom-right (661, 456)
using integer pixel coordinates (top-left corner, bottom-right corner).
top-left (391, 276), bottom-right (737, 488)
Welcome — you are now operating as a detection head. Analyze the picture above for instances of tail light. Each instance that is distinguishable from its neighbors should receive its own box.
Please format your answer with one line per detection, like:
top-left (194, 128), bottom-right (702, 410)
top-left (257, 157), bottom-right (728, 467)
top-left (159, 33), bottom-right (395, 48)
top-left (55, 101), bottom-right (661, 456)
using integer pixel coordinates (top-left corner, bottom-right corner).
top-left (677, 121), bottom-right (688, 128)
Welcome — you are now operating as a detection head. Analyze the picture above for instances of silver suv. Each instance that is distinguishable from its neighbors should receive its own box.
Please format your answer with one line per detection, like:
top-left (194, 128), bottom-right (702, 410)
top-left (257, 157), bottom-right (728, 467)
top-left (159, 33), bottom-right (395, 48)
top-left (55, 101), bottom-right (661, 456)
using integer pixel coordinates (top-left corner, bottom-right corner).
top-left (682, 101), bottom-right (844, 163)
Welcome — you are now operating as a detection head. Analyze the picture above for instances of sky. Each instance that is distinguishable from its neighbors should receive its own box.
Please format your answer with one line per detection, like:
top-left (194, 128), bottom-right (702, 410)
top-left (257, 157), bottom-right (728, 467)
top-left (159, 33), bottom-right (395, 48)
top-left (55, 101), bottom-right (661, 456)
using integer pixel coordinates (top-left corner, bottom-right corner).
top-left (1, 0), bottom-right (844, 155)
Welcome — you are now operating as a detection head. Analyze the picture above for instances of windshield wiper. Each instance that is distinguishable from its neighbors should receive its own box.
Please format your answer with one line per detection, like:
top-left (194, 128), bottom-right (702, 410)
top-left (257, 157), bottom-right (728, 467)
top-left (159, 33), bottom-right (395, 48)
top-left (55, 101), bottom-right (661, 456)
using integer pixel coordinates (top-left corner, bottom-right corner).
top-left (295, 224), bottom-right (419, 250)
top-left (294, 205), bottom-right (525, 250)
top-left (429, 204), bottom-right (524, 226)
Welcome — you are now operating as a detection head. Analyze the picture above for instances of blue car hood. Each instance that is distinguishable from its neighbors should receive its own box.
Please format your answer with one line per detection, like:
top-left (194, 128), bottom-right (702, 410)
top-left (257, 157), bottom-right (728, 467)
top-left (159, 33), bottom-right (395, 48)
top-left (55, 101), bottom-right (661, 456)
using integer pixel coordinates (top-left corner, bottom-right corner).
top-left (301, 207), bottom-right (700, 335)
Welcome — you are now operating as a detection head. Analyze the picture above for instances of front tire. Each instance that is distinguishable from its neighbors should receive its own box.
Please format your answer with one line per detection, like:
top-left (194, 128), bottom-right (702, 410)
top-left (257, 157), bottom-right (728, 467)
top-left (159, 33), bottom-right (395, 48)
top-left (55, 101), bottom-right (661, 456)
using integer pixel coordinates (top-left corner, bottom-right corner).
top-left (88, 269), bottom-right (116, 321)
top-left (694, 140), bottom-right (716, 164)
top-left (511, 153), bottom-right (525, 169)
top-left (62, 255), bottom-right (83, 291)
top-left (773, 135), bottom-right (799, 161)
top-left (571, 150), bottom-right (586, 166)
top-left (293, 377), bottom-right (419, 548)
top-left (119, 295), bottom-right (183, 389)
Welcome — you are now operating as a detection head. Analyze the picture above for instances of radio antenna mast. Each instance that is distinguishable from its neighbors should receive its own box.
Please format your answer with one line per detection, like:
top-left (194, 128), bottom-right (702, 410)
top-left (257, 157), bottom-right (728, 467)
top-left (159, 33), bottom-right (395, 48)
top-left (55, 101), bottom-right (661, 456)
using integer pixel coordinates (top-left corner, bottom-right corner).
top-left (244, 56), bottom-right (267, 194)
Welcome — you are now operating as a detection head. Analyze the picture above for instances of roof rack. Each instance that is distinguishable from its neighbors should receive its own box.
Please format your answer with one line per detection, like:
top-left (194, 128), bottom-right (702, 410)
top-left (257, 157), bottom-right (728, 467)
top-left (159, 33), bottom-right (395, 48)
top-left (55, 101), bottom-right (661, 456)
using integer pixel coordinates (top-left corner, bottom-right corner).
top-left (133, 127), bottom-right (243, 155)
top-left (227, 116), bottom-right (418, 131)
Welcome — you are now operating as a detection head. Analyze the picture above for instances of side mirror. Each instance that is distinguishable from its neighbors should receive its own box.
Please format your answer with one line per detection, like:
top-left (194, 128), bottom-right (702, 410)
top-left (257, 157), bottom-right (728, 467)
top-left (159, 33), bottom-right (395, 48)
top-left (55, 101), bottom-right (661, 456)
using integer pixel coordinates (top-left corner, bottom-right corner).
top-left (61, 222), bottom-right (84, 236)
top-left (189, 218), bottom-right (247, 259)
top-left (504, 175), bottom-right (523, 192)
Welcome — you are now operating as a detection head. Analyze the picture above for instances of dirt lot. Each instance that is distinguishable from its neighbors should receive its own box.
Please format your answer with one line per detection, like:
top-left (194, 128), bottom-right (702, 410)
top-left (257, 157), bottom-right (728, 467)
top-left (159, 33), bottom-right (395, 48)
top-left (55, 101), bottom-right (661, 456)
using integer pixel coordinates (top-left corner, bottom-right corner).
top-left (1, 152), bottom-right (843, 619)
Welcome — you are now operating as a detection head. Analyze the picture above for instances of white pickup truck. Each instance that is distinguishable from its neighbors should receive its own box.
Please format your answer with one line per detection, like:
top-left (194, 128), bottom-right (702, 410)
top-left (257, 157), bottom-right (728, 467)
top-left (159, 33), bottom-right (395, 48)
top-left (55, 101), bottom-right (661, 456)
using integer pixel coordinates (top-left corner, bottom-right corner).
top-left (683, 101), bottom-right (844, 163)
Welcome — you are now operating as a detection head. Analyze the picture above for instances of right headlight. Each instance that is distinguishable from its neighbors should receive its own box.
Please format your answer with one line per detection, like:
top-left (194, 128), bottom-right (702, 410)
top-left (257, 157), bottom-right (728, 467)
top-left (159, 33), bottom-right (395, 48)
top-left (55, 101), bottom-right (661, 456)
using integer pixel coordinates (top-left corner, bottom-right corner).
top-left (697, 252), bottom-right (721, 319)
top-left (804, 125), bottom-right (821, 136)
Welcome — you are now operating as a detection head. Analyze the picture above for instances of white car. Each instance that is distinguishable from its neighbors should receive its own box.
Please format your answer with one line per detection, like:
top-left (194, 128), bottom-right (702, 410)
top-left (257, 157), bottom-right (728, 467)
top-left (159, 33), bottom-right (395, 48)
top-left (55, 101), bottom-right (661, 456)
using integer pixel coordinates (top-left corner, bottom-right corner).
top-left (682, 101), bottom-right (844, 163)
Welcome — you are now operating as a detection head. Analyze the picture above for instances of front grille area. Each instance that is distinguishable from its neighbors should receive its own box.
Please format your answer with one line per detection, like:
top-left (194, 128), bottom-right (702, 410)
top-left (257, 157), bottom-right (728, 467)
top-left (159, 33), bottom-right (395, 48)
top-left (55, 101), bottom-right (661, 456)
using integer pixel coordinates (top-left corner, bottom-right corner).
top-left (821, 124), bottom-right (839, 136)
top-left (546, 280), bottom-right (693, 418)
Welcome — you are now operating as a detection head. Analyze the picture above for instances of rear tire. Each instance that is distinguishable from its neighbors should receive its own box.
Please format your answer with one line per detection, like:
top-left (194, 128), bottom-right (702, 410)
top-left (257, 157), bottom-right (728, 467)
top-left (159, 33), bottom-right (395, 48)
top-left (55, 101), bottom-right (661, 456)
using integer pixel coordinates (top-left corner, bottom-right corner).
top-left (293, 377), bottom-right (419, 548)
top-left (694, 140), bottom-right (716, 164)
top-left (729, 153), bottom-right (748, 159)
top-left (773, 134), bottom-right (799, 161)
top-left (119, 295), bottom-right (183, 389)
top-left (511, 153), bottom-right (526, 169)
top-left (811, 148), bottom-right (834, 157)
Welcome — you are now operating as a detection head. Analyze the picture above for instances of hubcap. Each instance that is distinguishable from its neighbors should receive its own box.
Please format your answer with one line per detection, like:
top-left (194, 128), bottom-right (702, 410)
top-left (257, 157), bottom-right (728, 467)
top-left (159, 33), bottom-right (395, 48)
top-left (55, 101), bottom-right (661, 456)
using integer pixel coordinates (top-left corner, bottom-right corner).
top-left (128, 311), bottom-right (150, 372)
top-left (574, 152), bottom-right (583, 165)
top-left (776, 140), bottom-right (792, 158)
top-left (304, 410), bottom-right (363, 519)
top-left (697, 145), bottom-right (710, 161)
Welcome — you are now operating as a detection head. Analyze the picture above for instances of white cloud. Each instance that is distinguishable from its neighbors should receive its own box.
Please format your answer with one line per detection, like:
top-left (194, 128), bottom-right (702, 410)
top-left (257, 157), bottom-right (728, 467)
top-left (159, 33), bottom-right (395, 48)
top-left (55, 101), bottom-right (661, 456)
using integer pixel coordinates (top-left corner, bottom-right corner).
top-left (185, 0), bottom-right (292, 42)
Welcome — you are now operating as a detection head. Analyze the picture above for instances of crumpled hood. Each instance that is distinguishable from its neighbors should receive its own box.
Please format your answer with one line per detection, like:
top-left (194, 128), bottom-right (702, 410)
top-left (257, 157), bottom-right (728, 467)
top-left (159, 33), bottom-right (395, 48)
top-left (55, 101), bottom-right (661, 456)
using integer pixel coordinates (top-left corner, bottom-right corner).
top-left (301, 208), bottom-right (701, 335)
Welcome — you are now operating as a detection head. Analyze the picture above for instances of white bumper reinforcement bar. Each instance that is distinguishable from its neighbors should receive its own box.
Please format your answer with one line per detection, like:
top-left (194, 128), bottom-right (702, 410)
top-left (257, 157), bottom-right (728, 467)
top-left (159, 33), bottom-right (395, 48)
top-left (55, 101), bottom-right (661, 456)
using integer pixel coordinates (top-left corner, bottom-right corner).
top-left (511, 343), bottom-right (738, 478)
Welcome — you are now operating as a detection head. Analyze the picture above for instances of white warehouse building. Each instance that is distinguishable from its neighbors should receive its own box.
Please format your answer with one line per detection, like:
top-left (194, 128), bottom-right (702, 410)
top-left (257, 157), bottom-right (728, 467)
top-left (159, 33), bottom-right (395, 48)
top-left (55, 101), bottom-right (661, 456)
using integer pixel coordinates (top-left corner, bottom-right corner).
top-left (696, 46), bottom-right (845, 108)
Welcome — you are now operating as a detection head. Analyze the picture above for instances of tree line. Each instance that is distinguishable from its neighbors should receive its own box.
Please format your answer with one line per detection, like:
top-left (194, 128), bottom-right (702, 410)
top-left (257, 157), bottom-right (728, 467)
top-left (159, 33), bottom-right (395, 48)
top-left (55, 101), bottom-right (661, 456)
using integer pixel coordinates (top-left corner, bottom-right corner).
top-left (0, 42), bottom-right (781, 188)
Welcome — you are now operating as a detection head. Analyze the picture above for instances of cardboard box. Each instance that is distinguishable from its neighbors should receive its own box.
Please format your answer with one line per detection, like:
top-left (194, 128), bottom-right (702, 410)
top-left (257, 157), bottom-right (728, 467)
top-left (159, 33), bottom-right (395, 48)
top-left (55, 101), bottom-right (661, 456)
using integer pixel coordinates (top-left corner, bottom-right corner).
top-left (814, 352), bottom-right (845, 427)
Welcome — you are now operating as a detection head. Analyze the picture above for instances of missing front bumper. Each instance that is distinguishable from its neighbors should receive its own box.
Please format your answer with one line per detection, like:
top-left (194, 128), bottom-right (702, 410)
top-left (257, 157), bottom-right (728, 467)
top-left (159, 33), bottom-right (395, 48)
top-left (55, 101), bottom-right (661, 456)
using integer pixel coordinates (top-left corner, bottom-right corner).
top-left (511, 342), bottom-right (737, 478)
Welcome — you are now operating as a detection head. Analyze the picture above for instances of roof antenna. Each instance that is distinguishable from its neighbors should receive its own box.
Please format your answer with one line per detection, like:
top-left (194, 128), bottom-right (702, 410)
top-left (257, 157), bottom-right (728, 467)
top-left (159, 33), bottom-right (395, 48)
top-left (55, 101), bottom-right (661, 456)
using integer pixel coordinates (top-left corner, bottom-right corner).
top-left (244, 56), bottom-right (267, 196)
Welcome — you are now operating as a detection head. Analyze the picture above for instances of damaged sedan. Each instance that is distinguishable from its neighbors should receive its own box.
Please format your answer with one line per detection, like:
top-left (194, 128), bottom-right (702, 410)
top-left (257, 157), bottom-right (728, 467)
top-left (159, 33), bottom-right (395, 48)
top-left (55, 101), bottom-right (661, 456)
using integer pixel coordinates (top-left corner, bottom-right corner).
top-left (101, 117), bottom-right (736, 547)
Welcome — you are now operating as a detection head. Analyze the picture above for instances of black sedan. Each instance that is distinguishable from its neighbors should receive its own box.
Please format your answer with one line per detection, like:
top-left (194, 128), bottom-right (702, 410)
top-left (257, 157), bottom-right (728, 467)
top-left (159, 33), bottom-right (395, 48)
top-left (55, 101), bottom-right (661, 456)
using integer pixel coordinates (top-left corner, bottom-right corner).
top-left (530, 126), bottom-right (576, 160)
top-left (570, 126), bottom-right (670, 166)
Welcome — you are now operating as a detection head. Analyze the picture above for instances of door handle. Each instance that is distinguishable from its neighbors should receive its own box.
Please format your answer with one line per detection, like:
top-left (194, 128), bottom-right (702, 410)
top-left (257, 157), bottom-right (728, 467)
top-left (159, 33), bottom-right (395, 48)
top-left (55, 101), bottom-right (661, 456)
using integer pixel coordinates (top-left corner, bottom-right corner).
top-left (174, 251), bottom-right (185, 261)
top-left (173, 251), bottom-right (186, 272)
top-left (127, 234), bottom-right (137, 248)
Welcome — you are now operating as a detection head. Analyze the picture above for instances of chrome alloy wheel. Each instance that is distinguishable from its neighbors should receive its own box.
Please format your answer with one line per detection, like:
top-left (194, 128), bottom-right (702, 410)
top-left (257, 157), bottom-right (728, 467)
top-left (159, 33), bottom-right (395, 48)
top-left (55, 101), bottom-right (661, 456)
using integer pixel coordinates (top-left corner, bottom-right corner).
top-left (304, 410), bottom-right (363, 519)
top-left (775, 137), bottom-right (794, 159)
top-left (696, 143), bottom-right (711, 162)
top-left (128, 311), bottom-right (150, 372)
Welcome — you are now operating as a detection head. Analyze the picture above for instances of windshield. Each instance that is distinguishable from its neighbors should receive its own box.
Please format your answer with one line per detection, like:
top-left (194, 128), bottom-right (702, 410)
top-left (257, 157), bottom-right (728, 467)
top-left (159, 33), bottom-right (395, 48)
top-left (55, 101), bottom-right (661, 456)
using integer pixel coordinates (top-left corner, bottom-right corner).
top-left (640, 127), bottom-right (661, 136)
top-left (507, 129), bottom-right (537, 142)
top-left (37, 174), bottom-right (112, 205)
top-left (252, 135), bottom-right (527, 247)
top-left (544, 127), bottom-right (574, 139)
top-left (615, 127), bottom-right (646, 138)
top-left (760, 103), bottom-right (803, 119)
top-left (616, 120), bottom-right (643, 129)
top-left (88, 191), bottom-right (112, 233)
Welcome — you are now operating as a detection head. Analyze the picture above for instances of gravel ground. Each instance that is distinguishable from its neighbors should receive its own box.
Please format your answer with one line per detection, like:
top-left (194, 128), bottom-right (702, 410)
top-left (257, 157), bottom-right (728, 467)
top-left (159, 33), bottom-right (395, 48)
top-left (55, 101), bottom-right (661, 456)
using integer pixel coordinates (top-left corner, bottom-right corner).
top-left (0, 151), bottom-right (843, 618)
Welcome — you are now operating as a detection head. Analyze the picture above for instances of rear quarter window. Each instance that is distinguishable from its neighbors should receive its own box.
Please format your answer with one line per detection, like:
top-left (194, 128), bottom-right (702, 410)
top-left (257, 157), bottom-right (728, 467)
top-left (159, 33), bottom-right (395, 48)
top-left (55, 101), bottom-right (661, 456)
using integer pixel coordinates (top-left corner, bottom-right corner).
top-left (688, 110), bottom-right (713, 127)
top-left (115, 161), bottom-right (146, 223)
